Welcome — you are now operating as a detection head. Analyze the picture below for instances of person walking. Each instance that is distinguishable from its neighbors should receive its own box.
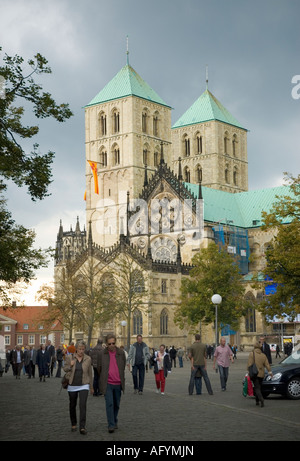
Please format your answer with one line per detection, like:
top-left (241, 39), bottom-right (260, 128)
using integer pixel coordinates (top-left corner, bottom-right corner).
top-left (55, 345), bottom-right (64, 378)
top-left (188, 334), bottom-right (213, 395)
top-left (260, 336), bottom-right (272, 364)
top-left (247, 342), bottom-right (273, 407)
top-left (275, 344), bottom-right (281, 359)
top-left (89, 338), bottom-right (103, 396)
top-left (177, 347), bottom-right (184, 368)
top-left (169, 346), bottom-right (177, 368)
top-left (213, 337), bottom-right (234, 391)
top-left (46, 340), bottom-right (55, 377)
top-left (152, 344), bottom-right (171, 395)
top-left (98, 334), bottom-right (126, 433)
top-left (36, 344), bottom-right (50, 382)
top-left (11, 345), bottom-right (24, 379)
top-left (64, 340), bottom-right (93, 435)
top-left (127, 334), bottom-right (150, 395)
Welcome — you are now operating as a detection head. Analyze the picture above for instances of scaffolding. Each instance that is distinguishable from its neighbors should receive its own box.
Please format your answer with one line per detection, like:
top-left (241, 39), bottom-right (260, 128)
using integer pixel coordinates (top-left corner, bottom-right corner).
top-left (212, 224), bottom-right (250, 275)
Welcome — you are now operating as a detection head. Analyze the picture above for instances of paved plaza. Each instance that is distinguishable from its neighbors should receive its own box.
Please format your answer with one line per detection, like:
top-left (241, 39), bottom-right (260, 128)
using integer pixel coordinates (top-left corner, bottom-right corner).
top-left (1, 352), bottom-right (300, 442)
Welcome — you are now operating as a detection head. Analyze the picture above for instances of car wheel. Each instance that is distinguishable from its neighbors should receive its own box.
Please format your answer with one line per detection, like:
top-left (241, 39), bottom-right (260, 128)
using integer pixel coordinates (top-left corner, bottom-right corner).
top-left (286, 377), bottom-right (300, 399)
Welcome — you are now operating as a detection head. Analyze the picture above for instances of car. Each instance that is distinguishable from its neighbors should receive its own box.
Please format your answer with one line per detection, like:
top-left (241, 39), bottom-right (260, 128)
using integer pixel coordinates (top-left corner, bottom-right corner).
top-left (262, 343), bottom-right (300, 400)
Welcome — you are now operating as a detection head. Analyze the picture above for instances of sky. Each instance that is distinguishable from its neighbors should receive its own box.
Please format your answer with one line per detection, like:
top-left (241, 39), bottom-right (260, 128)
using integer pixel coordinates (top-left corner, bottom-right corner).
top-left (0, 0), bottom-right (299, 304)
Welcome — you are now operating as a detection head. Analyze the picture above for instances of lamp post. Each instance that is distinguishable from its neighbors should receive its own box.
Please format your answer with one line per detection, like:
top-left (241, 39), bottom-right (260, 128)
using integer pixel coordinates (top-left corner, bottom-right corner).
top-left (211, 294), bottom-right (222, 346)
top-left (121, 320), bottom-right (127, 345)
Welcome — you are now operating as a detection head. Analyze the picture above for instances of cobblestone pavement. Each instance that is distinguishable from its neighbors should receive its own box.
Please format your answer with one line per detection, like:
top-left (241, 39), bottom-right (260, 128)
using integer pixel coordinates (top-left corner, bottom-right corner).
top-left (1, 353), bottom-right (300, 442)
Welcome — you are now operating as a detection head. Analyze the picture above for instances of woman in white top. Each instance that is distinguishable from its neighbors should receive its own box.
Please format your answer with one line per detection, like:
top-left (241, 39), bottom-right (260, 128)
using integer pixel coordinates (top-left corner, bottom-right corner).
top-left (152, 344), bottom-right (171, 395)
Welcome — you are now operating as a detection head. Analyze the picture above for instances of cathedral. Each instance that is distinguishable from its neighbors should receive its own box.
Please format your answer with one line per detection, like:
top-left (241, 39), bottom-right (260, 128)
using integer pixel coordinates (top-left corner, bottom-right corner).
top-left (55, 56), bottom-right (291, 350)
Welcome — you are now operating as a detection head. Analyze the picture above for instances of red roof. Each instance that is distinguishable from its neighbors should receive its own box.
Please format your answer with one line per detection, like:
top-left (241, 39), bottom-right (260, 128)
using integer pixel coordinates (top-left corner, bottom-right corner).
top-left (0, 306), bottom-right (63, 333)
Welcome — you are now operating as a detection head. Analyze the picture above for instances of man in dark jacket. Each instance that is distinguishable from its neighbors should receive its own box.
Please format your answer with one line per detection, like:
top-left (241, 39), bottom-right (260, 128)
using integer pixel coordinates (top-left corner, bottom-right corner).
top-left (98, 334), bottom-right (126, 433)
top-left (89, 338), bottom-right (103, 396)
top-left (260, 337), bottom-right (272, 364)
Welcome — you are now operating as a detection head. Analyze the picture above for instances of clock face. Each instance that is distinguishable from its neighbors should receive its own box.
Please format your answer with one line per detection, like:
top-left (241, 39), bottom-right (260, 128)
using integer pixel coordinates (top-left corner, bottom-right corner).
top-left (151, 236), bottom-right (177, 263)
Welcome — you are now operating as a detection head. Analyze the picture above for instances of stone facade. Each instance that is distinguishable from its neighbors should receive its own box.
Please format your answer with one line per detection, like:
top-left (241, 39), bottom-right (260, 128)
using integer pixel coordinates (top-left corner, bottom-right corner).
top-left (54, 63), bottom-right (288, 351)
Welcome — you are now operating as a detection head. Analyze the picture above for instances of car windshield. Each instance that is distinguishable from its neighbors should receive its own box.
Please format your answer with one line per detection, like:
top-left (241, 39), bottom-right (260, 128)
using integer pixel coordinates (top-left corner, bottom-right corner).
top-left (281, 343), bottom-right (300, 365)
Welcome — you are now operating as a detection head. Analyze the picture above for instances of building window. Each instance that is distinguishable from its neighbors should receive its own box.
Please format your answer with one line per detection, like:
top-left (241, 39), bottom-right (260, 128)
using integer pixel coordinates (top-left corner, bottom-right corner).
top-left (245, 308), bottom-right (256, 332)
top-left (196, 165), bottom-right (202, 183)
top-left (29, 335), bottom-right (35, 345)
top-left (4, 335), bottom-right (10, 346)
top-left (17, 335), bottom-right (23, 345)
top-left (133, 310), bottom-right (143, 335)
top-left (100, 150), bottom-right (107, 168)
top-left (160, 309), bottom-right (168, 335)
top-left (113, 110), bottom-right (120, 133)
top-left (233, 168), bottom-right (238, 186)
top-left (161, 279), bottom-right (167, 294)
top-left (40, 335), bottom-right (47, 344)
top-left (23, 324), bottom-right (29, 330)
top-left (4, 325), bottom-right (11, 332)
top-left (184, 167), bottom-right (190, 183)
top-left (114, 148), bottom-right (120, 165)
top-left (143, 149), bottom-right (148, 165)
top-left (184, 136), bottom-right (190, 157)
top-left (232, 134), bottom-right (237, 156)
top-left (154, 151), bottom-right (159, 167)
top-left (225, 167), bottom-right (229, 184)
top-left (100, 114), bottom-right (107, 136)
top-left (197, 135), bottom-right (203, 154)
top-left (224, 132), bottom-right (229, 154)
top-left (153, 113), bottom-right (159, 137)
top-left (142, 112), bottom-right (147, 133)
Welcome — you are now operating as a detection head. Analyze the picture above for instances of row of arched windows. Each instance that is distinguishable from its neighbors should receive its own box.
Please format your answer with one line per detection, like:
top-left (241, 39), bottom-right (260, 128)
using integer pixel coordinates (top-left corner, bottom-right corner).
top-left (98, 109), bottom-right (161, 138)
top-left (182, 133), bottom-right (204, 157)
top-left (225, 164), bottom-right (239, 186)
top-left (132, 309), bottom-right (169, 335)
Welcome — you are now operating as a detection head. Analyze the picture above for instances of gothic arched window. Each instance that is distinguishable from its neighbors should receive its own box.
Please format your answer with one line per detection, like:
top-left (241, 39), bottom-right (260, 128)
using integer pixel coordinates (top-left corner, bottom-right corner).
top-left (133, 310), bottom-right (143, 335)
top-left (160, 309), bottom-right (168, 335)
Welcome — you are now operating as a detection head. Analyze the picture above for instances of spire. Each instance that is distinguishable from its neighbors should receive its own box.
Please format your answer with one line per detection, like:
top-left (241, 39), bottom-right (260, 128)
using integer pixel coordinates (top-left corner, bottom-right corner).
top-left (126, 35), bottom-right (129, 65)
top-left (206, 65), bottom-right (208, 90)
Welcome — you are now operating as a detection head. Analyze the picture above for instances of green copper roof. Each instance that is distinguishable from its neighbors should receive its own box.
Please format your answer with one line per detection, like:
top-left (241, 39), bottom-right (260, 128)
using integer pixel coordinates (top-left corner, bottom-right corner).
top-left (184, 184), bottom-right (293, 228)
top-left (172, 89), bottom-right (246, 130)
top-left (86, 64), bottom-right (171, 108)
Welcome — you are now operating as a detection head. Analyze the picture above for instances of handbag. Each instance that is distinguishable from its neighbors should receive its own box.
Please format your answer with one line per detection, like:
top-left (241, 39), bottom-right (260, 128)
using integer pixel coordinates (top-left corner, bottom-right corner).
top-left (61, 354), bottom-right (73, 389)
top-left (248, 351), bottom-right (258, 380)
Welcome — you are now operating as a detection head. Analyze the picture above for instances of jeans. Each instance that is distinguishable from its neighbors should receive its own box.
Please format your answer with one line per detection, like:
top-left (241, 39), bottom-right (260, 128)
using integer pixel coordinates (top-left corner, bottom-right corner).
top-left (218, 365), bottom-right (229, 390)
top-left (178, 356), bottom-right (183, 367)
top-left (105, 384), bottom-right (122, 429)
top-left (93, 367), bottom-right (100, 395)
top-left (68, 390), bottom-right (89, 429)
top-left (132, 363), bottom-right (145, 391)
top-left (188, 365), bottom-right (213, 395)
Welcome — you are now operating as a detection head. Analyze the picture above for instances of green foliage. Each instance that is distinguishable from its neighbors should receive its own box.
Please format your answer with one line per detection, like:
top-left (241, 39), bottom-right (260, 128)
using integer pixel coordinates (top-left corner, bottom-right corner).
top-left (258, 173), bottom-right (300, 321)
top-left (0, 47), bottom-right (73, 200)
top-left (175, 243), bottom-right (246, 330)
top-left (0, 47), bottom-right (73, 303)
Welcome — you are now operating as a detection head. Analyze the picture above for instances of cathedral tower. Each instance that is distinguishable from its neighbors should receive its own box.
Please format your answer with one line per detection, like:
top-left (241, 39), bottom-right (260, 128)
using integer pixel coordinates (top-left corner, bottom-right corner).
top-left (84, 60), bottom-right (172, 247)
top-left (171, 88), bottom-right (248, 193)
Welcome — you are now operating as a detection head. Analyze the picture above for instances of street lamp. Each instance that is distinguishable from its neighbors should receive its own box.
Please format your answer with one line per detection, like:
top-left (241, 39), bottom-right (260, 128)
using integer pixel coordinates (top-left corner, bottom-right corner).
top-left (121, 320), bottom-right (127, 344)
top-left (211, 294), bottom-right (222, 346)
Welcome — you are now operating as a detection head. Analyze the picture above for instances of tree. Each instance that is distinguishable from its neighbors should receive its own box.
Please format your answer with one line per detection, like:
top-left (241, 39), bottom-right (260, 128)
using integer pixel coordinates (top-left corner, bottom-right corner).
top-left (0, 191), bottom-right (50, 305)
top-left (109, 254), bottom-right (148, 350)
top-left (0, 48), bottom-right (73, 200)
top-left (0, 48), bottom-right (73, 303)
top-left (174, 243), bottom-right (246, 335)
top-left (257, 173), bottom-right (300, 321)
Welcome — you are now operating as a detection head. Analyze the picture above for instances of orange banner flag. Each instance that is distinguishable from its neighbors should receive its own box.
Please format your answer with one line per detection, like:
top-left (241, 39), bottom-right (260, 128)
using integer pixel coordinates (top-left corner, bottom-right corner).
top-left (88, 161), bottom-right (99, 195)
